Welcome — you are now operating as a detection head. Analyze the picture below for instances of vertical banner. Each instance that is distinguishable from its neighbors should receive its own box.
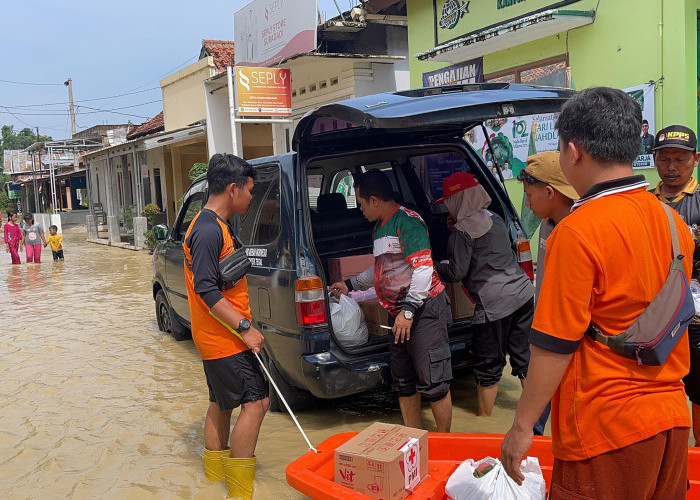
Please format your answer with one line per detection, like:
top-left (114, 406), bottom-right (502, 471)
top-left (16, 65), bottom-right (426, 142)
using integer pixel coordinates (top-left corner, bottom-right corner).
top-left (236, 67), bottom-right (292, 116)
top-left (624, 83), bottom-right (656, 168)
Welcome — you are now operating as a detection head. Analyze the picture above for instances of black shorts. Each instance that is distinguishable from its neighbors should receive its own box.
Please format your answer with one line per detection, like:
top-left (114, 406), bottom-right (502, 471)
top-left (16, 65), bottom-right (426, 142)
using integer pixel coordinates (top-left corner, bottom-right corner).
top-left (389, 291), bottom-right (453, 402)
top-left (471, 299), bottom-right (533, 387)
top-left (684, 323), bottom-right (700, 405)
top-left (52, 250), bottom-right (64, 260)
top-left (202, 350), bottom-right (268, 411)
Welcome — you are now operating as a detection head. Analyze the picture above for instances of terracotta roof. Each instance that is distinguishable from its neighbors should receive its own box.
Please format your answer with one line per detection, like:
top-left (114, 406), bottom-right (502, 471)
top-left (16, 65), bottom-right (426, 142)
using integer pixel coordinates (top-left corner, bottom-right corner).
top-left (127, 111), bottom-right (164, 140)
top-left (200, 39), bottom-right (235, 72)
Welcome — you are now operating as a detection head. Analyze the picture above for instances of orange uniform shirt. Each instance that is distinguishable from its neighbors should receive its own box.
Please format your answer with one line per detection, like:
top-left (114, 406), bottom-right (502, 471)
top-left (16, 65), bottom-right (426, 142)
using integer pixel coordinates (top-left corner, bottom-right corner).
top-left (183, 209), bottom-right (251, 360)
top-left (531, 177), bottom-right (692, 461)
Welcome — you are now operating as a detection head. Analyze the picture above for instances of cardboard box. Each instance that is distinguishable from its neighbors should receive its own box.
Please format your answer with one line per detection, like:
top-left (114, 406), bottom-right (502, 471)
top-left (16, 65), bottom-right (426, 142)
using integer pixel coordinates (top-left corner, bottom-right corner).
top-left (335, 422), bottom-right (428, 499)
top-left (328, 254), bottom-right (374, 283)
top-left (358, 299), bottom-right (391, 336)
top-left (445, 282), bottom-right (475, 319)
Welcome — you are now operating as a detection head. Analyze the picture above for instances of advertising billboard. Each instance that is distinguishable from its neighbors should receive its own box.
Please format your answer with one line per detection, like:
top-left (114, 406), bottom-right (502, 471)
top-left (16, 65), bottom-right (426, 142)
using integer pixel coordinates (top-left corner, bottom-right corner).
top-left (236, 67), bottom-right (292, 116)
top-left (234, 0), bottom-right (318, 67)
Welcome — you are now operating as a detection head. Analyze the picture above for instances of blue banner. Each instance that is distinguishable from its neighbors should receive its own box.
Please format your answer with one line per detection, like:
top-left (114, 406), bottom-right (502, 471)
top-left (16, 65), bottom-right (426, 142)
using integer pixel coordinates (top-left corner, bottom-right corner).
top-left (422, 58), bottom-right (483, 87)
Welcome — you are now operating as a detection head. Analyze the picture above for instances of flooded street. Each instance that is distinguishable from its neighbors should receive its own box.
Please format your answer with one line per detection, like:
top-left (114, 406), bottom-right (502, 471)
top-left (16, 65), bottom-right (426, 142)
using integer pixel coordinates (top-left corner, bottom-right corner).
top-left (1, 225), bottom-right (529, 499)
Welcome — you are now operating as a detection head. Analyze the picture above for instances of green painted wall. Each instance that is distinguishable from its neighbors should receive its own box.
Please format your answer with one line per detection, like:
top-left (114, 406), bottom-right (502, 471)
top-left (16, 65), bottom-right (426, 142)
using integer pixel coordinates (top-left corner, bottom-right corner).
top-left (407, 0), bottom-right (700, 258)
top-left (409, 0), bottom-right (700, 130)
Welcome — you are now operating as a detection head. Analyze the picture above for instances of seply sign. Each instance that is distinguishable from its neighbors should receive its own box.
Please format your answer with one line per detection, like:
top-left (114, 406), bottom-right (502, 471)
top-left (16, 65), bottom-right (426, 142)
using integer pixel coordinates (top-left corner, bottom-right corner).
top-left (236, 67), bottom-right (292, 116)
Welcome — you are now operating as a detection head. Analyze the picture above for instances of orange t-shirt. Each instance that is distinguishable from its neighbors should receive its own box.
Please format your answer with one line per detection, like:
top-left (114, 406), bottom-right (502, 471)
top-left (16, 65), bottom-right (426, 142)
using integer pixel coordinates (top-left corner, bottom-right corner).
top-left (531, 179), bottom-right (692, 461)
top-left (183, 209), bottom-right (251, 360)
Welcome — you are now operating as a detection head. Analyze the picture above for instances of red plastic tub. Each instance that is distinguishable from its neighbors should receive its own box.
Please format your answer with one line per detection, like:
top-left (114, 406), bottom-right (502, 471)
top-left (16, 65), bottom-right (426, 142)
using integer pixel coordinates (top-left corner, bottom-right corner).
top-left (286, 432), bottom-right (700, 499)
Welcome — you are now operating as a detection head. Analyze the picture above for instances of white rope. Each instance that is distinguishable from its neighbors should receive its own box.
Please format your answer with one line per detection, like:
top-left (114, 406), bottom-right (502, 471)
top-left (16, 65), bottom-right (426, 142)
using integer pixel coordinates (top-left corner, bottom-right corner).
top-left (254, 352), bottom-right (318, 453)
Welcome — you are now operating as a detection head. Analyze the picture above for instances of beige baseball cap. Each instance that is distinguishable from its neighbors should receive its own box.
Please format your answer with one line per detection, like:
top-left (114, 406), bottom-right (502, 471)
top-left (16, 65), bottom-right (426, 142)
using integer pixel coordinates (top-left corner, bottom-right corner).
top-left (524, 151), bottom-right (579, 201)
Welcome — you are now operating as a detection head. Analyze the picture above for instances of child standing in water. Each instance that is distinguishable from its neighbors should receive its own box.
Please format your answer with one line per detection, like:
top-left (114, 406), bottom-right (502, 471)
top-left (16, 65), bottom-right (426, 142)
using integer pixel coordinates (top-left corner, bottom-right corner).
top-left (47, 225), bottom-right (64, 261)
top-left (4, 211), bottom-right (23, 264)
top-left (22, 213), bottom-right (48, 263)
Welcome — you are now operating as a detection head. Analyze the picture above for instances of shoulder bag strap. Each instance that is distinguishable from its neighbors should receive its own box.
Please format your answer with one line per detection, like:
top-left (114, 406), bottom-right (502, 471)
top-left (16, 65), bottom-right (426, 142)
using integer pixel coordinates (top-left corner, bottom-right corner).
top-left (587, 201), bottom-right (685, 346)
top-left (661, 202), bottom-right (682, 260)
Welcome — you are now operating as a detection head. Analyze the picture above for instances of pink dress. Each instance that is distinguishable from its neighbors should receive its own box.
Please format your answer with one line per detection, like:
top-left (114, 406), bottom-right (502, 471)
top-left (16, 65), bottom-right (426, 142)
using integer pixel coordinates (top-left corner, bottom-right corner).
top-left (4, 222), bottom-right (22, 264)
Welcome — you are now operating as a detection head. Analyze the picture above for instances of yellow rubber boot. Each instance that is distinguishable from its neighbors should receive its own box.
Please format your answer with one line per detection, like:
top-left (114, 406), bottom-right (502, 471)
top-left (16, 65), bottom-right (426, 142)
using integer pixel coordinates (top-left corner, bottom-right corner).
top-left (202, 448), bottom-right (229, 481)
top-left (221, 456), bottom-right (256, 500)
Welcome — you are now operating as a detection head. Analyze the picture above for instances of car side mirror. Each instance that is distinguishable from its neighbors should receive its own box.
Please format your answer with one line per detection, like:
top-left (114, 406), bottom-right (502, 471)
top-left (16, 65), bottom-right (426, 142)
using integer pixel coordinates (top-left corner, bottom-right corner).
top-left (153, 224), bottom-right (170, 241)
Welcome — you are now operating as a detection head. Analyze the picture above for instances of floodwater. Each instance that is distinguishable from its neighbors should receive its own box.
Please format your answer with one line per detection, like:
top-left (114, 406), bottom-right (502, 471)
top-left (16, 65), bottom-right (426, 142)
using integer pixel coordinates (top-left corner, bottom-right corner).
top-left (0, 225), bottom-right (530, 499)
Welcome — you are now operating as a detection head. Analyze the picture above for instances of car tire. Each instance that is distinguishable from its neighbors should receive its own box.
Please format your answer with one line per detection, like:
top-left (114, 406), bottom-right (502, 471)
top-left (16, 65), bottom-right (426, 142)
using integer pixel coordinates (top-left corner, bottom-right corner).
top-left (266, 357), bottom-right (316, 413)
top-left (155, 290), bottom-right (190, 341)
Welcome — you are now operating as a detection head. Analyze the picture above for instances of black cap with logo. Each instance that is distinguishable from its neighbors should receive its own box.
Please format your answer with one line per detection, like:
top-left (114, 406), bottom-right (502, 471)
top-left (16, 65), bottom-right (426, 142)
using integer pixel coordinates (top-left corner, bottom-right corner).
top-left (653, 125), bottom-right (697, 152)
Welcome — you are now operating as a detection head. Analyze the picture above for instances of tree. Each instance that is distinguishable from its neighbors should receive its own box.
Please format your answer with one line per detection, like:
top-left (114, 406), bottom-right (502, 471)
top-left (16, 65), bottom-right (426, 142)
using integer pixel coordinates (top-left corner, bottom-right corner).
top-left (0, 125), bottom-right (52, 173)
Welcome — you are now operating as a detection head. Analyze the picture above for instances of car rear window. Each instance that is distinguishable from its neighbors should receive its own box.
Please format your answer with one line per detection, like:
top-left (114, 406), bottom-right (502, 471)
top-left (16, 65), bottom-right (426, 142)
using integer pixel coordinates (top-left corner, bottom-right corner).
top-left (240, 164), bottom-right (281, 247)
top-left (409, 152), bottom-right (470, 203)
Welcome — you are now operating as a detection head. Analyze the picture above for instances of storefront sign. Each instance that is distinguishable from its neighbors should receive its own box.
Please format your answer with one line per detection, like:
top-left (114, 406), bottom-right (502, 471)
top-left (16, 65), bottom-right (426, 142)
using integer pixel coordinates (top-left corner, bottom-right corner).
top-left (236, 67), bottom-right (292, 116)
top-left (439, 0), bottom-right (471, 29)
top-left (435, 0), bottom-right (584, 44)
top-left (625, 83), bottom-right (656, 169)
top-left (422, 58), bottom-right (483, 86)
top-left (234, 0), bottom-right (317, 67)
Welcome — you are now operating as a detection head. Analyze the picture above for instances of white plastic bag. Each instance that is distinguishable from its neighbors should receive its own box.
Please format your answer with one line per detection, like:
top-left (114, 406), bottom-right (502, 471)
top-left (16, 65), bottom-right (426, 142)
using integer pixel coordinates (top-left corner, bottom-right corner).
top-left (330, 294), bottom-right (369, 348)
top-left (445, 456), bottom-right (546, 500)
top-left (690, 279), bottom-right (700, 315)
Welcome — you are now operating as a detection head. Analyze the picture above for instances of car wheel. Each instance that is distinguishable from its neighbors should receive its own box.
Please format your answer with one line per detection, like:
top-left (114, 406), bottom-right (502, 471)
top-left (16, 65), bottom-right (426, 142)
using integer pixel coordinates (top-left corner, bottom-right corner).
top-left (155, 290), bottom-right (190, 341)
top-left (266, 357), bottom-right (316, 413)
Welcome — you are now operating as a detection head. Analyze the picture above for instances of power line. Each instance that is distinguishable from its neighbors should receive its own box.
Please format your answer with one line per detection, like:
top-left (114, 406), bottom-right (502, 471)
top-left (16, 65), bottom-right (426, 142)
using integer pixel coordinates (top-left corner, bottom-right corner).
top-left (3, 87), bottom-right (161, 109)
top-left (0, 78), bottom-right (64, 86)
top-left (0, 99), bottom-right (161, 116)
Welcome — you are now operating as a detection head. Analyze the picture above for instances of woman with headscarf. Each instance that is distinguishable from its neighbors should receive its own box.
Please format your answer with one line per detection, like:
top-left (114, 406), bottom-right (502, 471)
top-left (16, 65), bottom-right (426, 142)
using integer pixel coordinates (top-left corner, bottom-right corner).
top-left (434, 172), bottom-right (534, 418)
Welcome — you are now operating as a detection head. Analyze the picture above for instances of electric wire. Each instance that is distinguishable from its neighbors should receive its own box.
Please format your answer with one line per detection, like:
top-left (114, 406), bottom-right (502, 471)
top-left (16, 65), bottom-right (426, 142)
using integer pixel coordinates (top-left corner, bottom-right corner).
top-left (3, 87), bottom-right (161, 109)
top-left (0, 78), bottom-right (64, 86)
top-left (0, 100), bottom-right (161, 117)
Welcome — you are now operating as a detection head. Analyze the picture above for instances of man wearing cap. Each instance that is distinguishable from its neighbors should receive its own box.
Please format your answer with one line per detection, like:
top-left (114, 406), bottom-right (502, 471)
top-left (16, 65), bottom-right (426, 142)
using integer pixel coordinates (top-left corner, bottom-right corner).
top-left (651, 124), bottom-right (700, 446)
top-left (517, 151), bottom-right (579, 301)
top-left (433, 171), bottom-right (535, 418)
top-left (517, 151), bottom-right (579, 435)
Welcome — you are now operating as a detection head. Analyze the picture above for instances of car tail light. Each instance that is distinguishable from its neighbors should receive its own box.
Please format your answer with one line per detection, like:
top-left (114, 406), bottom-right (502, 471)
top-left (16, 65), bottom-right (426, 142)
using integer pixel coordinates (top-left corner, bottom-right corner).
top-left (515, 239), bottom-right (534, 281)
top-left (295, 276), bottom-right (328, 326)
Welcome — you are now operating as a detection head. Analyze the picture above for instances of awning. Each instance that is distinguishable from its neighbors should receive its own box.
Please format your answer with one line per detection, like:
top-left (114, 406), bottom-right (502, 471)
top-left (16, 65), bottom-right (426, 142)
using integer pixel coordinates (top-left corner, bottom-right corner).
top-left (143, 124), bottom-right (206, 151)
top-left (416, 9), bottom-right (595, 63)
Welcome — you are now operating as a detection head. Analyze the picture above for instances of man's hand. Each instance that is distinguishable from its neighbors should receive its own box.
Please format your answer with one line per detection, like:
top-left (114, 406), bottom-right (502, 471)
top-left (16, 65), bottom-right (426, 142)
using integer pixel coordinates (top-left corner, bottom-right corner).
top-left (501, 424), bottom-right (534, 485)
top-left (329, 281), bottom-right (349, 299)
top-left (392, 314), bottom-right (413, 344)
top-left (446, 215), bottom-right (456, 232)
top-left (240, 326), bottom-right (264, 353)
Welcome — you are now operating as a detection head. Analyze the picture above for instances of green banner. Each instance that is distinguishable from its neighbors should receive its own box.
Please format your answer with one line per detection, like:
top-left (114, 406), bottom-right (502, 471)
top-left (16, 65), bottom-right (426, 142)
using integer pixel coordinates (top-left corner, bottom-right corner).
top-left (8, 190), bottom-right (21, 199)
top-left (435, 0), bottom-right (585, 44)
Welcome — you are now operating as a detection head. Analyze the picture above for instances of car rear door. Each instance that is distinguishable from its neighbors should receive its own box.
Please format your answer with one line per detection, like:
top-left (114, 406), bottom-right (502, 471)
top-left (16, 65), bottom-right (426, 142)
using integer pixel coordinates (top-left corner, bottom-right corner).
top-left (293, 83), bottom-right (574, 156)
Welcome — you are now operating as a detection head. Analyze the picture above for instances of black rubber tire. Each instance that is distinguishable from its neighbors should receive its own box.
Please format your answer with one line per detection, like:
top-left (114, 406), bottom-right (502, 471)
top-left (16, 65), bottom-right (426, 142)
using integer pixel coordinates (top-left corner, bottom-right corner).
top-left (267, 358), bottom-right (316, 413)
top-left (155, 290), bottom-right (190, 341)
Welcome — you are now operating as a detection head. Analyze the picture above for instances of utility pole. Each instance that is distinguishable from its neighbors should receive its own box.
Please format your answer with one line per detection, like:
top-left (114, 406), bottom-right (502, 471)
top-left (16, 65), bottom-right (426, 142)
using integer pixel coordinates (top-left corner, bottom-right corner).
top-left (64, 78), bottom-right (77, 137)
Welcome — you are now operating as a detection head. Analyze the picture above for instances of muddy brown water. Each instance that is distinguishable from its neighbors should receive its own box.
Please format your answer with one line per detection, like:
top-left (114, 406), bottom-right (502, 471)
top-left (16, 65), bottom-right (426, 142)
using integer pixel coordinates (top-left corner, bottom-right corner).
top-left (0, 225), bottom-right (531, 499)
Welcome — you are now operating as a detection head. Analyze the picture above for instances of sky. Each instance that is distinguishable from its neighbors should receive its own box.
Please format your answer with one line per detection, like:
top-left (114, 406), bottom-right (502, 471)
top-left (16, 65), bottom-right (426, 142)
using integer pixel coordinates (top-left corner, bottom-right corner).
top-left (1, 0), bottom-right (357, 141)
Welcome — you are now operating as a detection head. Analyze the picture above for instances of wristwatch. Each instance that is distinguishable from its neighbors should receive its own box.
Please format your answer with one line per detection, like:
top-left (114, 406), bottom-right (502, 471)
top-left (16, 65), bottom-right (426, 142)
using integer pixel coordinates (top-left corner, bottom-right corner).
top-left (236, 318), bottom-right (252, 333)
top-left (402, 310), bottom-right (414, 320)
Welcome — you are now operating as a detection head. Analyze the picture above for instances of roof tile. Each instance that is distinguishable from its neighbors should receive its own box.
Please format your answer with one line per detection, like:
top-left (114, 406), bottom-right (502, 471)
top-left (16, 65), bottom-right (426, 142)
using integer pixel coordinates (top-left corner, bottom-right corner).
top-left (127, 111), bottom-right (164, 139)
top-left (200, 39), bottom-right (236, 72)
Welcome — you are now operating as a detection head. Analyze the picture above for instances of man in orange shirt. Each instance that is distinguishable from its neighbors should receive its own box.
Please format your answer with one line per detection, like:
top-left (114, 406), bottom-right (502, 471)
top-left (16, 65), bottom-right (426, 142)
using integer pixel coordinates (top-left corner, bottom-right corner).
top-left (183, 153), bottom-right (267, 500)
top-left (501, 87), bottom-right (693, 499)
